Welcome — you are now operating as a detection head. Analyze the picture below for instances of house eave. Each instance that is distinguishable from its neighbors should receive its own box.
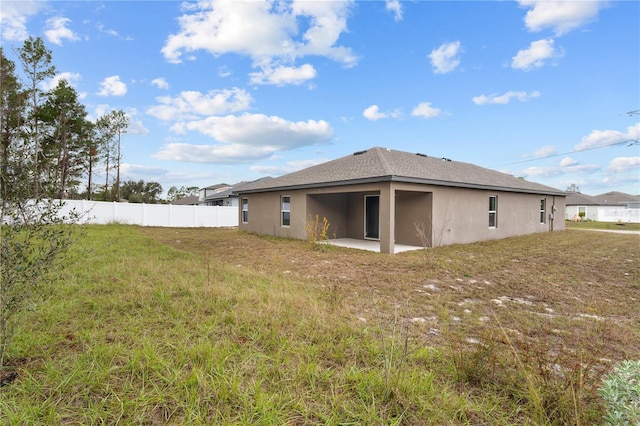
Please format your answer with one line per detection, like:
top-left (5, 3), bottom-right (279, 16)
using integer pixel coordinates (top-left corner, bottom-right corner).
top-left (236, 175), bottom-right (566, 196)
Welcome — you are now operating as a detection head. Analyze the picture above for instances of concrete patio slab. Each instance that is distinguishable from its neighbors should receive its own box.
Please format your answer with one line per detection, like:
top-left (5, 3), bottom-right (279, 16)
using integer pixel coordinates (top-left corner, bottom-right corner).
top-left (322, 238), bottom-right (423, 253)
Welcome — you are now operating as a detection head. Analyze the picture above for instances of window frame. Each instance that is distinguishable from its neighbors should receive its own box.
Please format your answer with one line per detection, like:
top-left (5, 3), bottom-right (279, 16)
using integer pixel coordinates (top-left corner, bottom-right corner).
top-left (488, 195), bottom-right (498, 228)
top-left (540, 199), bottom-right (546, 224)
top-left (241, 198), bottom-right (248, 223)
top-left (281, 195), bottom-right (291, 227)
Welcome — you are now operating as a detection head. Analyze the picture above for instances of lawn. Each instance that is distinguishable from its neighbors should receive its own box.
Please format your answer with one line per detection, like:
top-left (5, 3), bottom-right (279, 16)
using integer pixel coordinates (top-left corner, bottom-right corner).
top-left (565, 220), bottom-right (640, 231)
top-left (1, 225), bottom-right (638, 425)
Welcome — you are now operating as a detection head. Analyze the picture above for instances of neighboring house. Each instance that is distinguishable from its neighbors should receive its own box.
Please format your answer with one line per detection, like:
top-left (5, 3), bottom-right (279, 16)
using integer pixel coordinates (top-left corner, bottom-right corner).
top-left (565, 191), bottom-right (640, 223)
top-left (198, 180), bottom-right (273, 206)
top-left (171, 195), bottom-right (200, 205)
top-left (199, 184), bottom-right (236, 206)
top-left (236, 147), bottom-right (566, 253)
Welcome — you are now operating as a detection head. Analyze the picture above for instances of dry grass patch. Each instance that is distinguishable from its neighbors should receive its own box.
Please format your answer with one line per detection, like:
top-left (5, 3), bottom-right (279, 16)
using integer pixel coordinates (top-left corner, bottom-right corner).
top-left (1, 225), bottom-right (637, 424)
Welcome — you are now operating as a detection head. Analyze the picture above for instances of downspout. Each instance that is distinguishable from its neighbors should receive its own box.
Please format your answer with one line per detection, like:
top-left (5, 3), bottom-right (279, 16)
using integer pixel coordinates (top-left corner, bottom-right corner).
top-left (550, 196), bottom-right (555, 231)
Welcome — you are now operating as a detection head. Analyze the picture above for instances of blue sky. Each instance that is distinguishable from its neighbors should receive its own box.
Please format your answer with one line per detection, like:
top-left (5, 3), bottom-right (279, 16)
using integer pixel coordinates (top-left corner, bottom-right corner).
top-left (1, 0), bottom-right (638, 196)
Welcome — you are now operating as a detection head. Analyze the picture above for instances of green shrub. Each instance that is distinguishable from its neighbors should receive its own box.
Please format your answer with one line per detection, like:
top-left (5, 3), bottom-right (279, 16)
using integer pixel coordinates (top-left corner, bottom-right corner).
top-left (599, 360), bottom-right (640, 426)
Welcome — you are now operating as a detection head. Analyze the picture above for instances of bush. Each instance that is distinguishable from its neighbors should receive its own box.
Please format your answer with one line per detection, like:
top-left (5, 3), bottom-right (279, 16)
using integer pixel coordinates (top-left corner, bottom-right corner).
top-left (599, 360), bottom-right (640, 426)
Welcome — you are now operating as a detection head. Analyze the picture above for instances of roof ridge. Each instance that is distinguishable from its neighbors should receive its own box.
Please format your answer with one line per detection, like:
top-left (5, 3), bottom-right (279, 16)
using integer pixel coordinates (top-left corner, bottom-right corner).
top-left (373, 147), bottom-right (394, 175)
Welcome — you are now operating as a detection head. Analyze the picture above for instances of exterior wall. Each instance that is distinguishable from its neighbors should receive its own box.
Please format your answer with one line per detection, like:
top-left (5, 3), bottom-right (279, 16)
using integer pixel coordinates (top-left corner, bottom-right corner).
top-left (238, 183), bottom-right (566, 251)
top-left (566, 205), bottom-right (640, 223)
top-left (238, 191), bottom-right (300, 238)
top-left (306, 193), bottom-right (348, 238)
top-left (394, 189), bottom-right (432, 246)
top-left (239, 184), bottom-right (383, 240)
top-left (429, 187), bottom-right (564, 246)
top-left (565, 205), bottom-right (598, 221)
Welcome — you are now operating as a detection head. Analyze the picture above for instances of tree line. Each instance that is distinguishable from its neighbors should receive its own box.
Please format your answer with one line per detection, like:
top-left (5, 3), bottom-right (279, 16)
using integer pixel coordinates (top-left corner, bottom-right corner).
top-left (0, 36), bottom-right (178, 204)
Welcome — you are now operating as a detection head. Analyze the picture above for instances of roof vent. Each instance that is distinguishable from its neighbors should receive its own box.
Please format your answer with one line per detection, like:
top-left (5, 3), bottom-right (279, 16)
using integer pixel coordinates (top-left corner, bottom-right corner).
top-left (416, 153), bottom-right (428, 158)
top-left (353, 150), bottom-right (367, 156)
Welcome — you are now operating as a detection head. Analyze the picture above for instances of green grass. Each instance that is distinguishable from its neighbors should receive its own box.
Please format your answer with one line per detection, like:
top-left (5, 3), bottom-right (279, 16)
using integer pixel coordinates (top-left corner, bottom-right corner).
top-left (565, 220), bottom-right (640, 231)
top-left (1, 225), bottom-right (638, 424)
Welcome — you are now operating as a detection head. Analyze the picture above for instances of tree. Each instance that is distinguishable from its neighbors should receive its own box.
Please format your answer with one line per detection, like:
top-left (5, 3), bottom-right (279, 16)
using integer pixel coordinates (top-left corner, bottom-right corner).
top-left (110, 111), bottom-right (128, 202)
top-left (1, 40), bottom-right (78, 373)
top-left (120, 179), bottom-right (163, 204)
top-left (94, 114), bottom-right (116, 201)
top-left (166, 185), bottom-right (199, 202)
top-left (0, 48), bottom-right (27, 203)
top-left (16, 36), bottom-right (55, 196)
top-left (94, 110), bottom-right (128, 201)
top-left (566, 183), bottom-right (581, 193)
top-left (39, 79), bottom-right (89, 198)
top-left (74, 119), bottom-right (98, 200)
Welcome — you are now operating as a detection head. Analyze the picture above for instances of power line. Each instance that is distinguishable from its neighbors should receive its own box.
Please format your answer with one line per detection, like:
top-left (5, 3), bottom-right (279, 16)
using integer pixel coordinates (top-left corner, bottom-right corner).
top-left (506, 138), bottom-right (639, 165)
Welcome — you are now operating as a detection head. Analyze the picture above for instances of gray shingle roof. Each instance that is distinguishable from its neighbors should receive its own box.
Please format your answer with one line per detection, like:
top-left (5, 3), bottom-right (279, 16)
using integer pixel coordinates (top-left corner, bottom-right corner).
top-left (591, 191), bottom-right (640, 205)
top-left (171, 195), bottom-right (200, 205)
top-left (565, 192), bottom-right (599, 205)
top-left (238, 147), bottom-right (565, 195)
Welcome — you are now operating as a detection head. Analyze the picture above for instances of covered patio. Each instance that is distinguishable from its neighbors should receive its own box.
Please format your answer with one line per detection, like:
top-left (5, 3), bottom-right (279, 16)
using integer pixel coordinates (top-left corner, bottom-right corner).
top-left (321, 238), bottom-right (423, 253)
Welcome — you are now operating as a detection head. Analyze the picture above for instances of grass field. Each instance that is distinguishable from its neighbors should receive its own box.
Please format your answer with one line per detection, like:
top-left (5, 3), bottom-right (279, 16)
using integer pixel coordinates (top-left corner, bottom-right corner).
top-left (565, 220), bottom-right (640, 231)
top-left (1, 225), bottom-right (638, 425)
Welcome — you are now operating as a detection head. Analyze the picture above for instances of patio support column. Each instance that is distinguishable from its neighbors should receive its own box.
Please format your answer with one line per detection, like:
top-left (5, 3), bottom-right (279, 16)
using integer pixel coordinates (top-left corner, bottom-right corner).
top-left (379, 183), bottom-right (395, 254)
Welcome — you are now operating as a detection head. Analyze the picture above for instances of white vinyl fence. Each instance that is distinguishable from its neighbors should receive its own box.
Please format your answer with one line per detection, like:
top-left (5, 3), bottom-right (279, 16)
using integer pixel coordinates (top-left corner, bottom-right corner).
top-left (59, 200), bottom-right (238, 227)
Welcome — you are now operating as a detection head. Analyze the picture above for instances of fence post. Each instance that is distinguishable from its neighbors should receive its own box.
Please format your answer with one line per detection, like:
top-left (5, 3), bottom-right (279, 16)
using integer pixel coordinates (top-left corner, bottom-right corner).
top-left (142, 203), bottom-right (146, 226)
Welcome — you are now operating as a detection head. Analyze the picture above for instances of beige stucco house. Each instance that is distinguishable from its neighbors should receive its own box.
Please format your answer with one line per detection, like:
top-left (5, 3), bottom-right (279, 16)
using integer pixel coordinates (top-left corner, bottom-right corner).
top-left (237, 147), bottom-right (566, 253)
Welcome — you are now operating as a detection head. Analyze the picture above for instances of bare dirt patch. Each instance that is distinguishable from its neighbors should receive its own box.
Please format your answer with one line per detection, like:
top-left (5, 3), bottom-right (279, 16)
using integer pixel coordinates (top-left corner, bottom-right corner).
top-left (140, 227), bottom-right (640, 363)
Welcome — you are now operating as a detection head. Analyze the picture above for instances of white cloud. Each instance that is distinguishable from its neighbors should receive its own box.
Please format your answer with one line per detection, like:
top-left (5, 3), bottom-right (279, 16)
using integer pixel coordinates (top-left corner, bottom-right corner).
top-left (155, 113), bottom-right (333, 163)
top-left (411, 102), bottom-right (442, 119)
top-left (251, 158), bottom-right (328, 175)
top-left (574, 124), bottom-right (640, 151)
top-left (428, 41), bottom-right (461, 74)
top-left (161, 0), bottom-right (357, 84)
top-left (174, 113), bottom-right (333, 147)
top-left (560, 156), bottom-right (578, 167)
top-left (521, 162), bottom-right (599, 178)
top-left (249, 63), bottom-right (317, 86)
top-left (120, 163), bottom-right (169, 177)
top-left (386, 0), bottom-right (403, 22)
top-left (151, 78), bottom-right (169, 90)
top-left (521, 166), bottom-right (562, 178)
top-left (126, 118), bottom-right (150, 136)
top-left (218, 66), bottom-right (232, 78)
top-left (532, 145), bottom-right (557, 158)
top-left (607, 156), bottom-right (640, 173)
top-left (472, 90), bottom-right (541, 105)
top-left (43, 72), bottom-right (82, 91)
top-left (96, 23), bottom-right (119, 37)
top-left (512, 38), bottom-right (562, 71)
top-left (518, 0), bottom-right (606, 36)
top-left (0, 0), bottom-right (45, 41)
top-left (44, 17), bottom-right (79, 46)
top-left (154, 143), bottom-right (280, 164)
top-left (363, 105), bottom-right (386, 121)
top-left (97, 76), bottom-right (127, 97)
top-left (147, 88), bottom-right (252, 121)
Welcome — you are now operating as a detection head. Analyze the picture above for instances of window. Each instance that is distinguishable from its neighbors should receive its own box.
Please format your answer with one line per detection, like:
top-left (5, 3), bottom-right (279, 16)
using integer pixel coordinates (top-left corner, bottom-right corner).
top-left (488, 196), bottom-right (497, 228)
top-left (540, 199), bottom-right (546, 223)
top-left (281, 195), bottom-right (290, 226)
top-left (241, 198), bottom-right (248, 223)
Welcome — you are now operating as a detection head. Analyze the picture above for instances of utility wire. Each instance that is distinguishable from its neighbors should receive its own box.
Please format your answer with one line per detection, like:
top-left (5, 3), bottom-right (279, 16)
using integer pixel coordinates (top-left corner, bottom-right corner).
top-left (506, 138), bottom-right (639, 165)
